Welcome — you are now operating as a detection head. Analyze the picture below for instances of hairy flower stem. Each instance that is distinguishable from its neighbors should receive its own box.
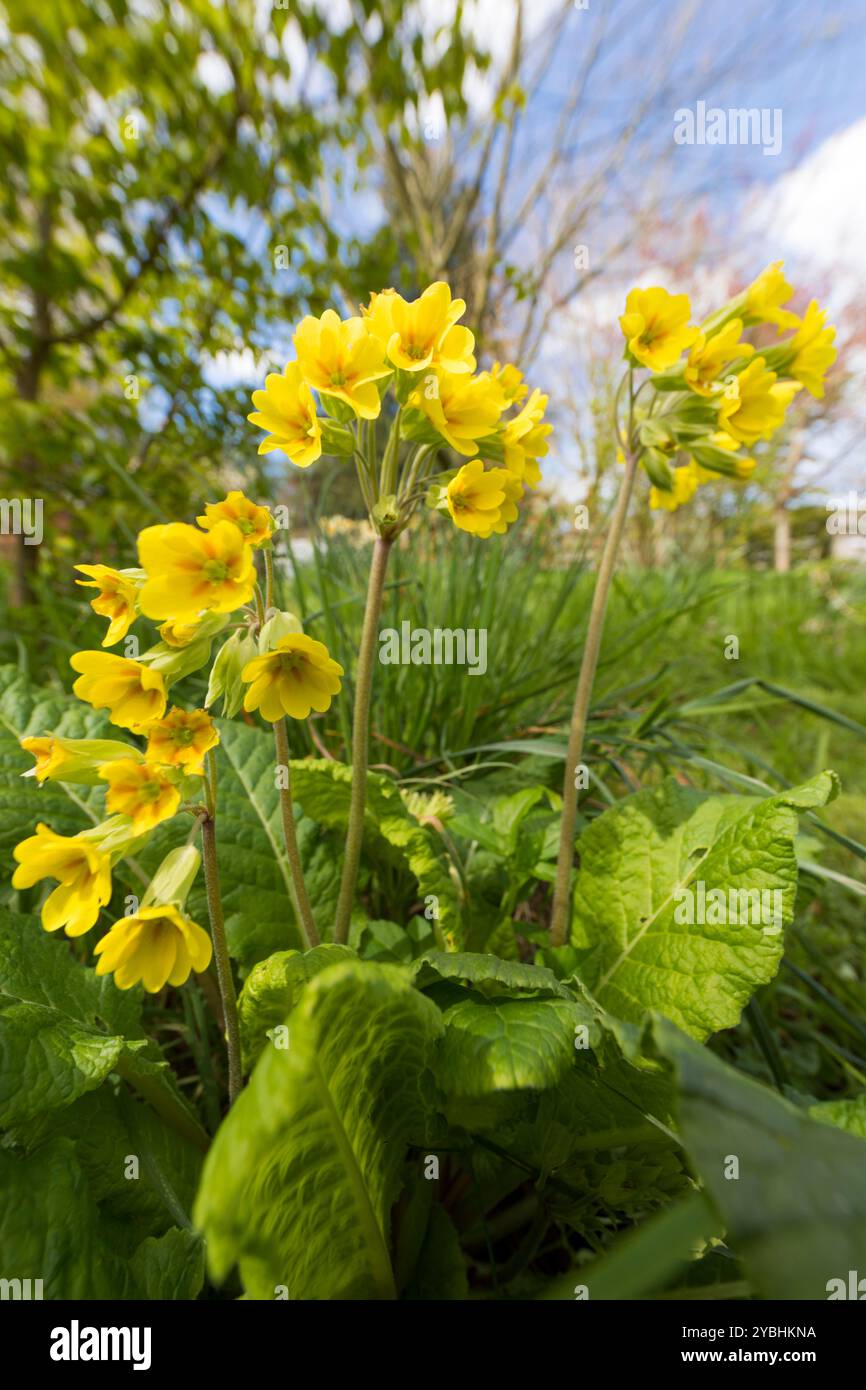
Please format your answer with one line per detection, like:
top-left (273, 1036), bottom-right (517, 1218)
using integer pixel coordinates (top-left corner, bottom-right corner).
top-left (334, 535), bottom-right (393, 944)
top-left (380, 407), bottom-right (403, 496)
top-left (264, 544), bottom-right (276, 611)
top-left (253, 581), bottom-right (266, 627)
top-left (549, 447), bottom-right (640, 947)
top-left (201, 809), bottom-right (242, 1104)
top-left (274, 716), bottom-right (320, 949)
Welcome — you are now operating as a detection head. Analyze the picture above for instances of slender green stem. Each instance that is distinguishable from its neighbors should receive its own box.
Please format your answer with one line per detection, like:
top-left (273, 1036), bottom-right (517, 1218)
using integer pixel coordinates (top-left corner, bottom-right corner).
top-left (354, 451), bottom-right (376, 514)
top-left (549, 445), bottom-right (640, 946)
top-left (253, 581), bottom-right (266, 627)
top-left (274, 716), bottom-right (320, 949)
top-left (264, 544), bottom-right (276, 611)
top-left (380, 407), bottom-right (403, 496)
top-left (398, 443), bottom-right (435, 510)
top-left (366, 417), bottom-right (378, 478)
top-left (201, 750), bottom-right (242, 1103)
top-left (334, 535), bottom-right (393, 943)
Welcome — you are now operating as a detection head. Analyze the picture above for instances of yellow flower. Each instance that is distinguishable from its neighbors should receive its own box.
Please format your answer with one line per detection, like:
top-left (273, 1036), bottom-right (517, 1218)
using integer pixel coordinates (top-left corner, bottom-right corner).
top-left (649, 461), bottom-right (701, 512)
top-left (242, 633), bottom-right (344, 722)
top-left (12, 823), bottom-right (112, 936)
top-left (410, 369), bottom-right (505, 455)
top-left (197, 490), bottom-right (274, 546)
top-left (70, 652), bottom-right (167, 730)
top-left (381, 282), bottom-right (476, 375)
top-left (293, 309), bottom-right (391, 419)
top-left (502, 388), bottom-right (552, 482)
top-left (361, 288), bottom-right (400, 344)
top-left (20, 735), bottom-right (138, 785)
top-left (716, 357), bottom-right (800, 446)
top-left (247, 364), bottom-right (322, 466)
top-left (446, 459), bottom-right (514, 538)
top-left (620, 287), bottom-right (699, 371)
top-left (74, 565), bottom-right (140, 647)
top-left (99, 759), bottom-right (181, 834)
top-left (145, 707), bottom-right (219, 775)
top-left (488, 472), bottom-right (524, 535)
top-left (785, 300), bottom-right (837, 398)
top-left (94, 904), bottom-right (212, 992)
top-left (137, 520), bottom-right (256, 622)
top-left (684, 319), bottom-right (754, 397)
top-left (490, 361), bottom-right (529, 405)
top-left (744, 261), bottom-right (798, 328)
top-left (158, 618), bottom-right (202, 648)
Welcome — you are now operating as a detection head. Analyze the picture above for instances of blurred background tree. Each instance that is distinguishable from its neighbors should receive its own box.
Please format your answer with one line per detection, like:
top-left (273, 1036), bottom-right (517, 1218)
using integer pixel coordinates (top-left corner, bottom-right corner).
top-left (0, 0), bottom-right (372, 614)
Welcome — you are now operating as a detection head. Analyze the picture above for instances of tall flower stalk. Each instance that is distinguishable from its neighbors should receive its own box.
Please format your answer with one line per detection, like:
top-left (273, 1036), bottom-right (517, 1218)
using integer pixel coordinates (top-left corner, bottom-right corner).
top-left (549, 380), bottom-right (639, 946)
top-left (246, 282), bottom-right (554, 944)
top-left (334, 534), bottom-right (392, 943)
top-left (201, 748), bottom-right (242, 1103)
top-left (549, 268), bottom-right (836, 947)
top-left (274, 715), bottom-right (320, 948)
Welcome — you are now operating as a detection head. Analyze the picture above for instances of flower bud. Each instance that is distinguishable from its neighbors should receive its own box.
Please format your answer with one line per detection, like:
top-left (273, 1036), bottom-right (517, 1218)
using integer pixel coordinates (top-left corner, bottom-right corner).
top-left (138, 612), bottom-right (229, 685)
top-left (257, 609), bottom-right (303, 654)
top-left (641, 448), bottom-right (675, 491)
top-left (690, 441), bottom-right (748, 478)
top-left (141, 844), bottom-right (201, 911)
top-left (20, 735), bottom-right (140, 786)
top-left (371, 494), bottom-right (400, 530)
top-left (206, 628), bottom-right (258, 718)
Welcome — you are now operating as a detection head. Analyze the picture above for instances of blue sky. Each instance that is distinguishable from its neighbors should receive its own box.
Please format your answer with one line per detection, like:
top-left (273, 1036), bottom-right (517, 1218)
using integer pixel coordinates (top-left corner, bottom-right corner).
top-left (196, 0), bottom-right (866, 494)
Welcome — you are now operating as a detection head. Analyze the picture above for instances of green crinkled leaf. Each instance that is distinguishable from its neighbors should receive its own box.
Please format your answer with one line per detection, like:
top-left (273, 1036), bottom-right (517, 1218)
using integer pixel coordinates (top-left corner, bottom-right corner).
top-left (0, 909), bottom-right (140, 1036)
top-left (352, 916), bottom-right (436, 963)
top-left (413, 949), bottom-right (575, 999)
top-left (9, 1084), bottom-right (203, 1239)
top-left (207, 721), bottom-right (306, 967)
top-left (237, 942), bottom-right (356, 1068)
top-left (0, 1000), bottom-right (131, 1126)
top-left (572, 773), bottom-right (839, 1040)
top-left (210, 727), bottom-right (389, 968)
top-left (290, 759), bottom-right (460, 947)
top-left (195, 959), bottom-right (444, 1299)
top-left (0, 1139), bottom-right (204, 1299)
top-left (654, 1015), bottom-right (866, 1299)
top-left (129, 1226), bottom-right (206, 1300)
top-left (0, 909), bottom-right (206, 1145)
top-left (0, 910), bottom-right (144, 1124)
top-left (437, 996), bottom-right (593, 1128)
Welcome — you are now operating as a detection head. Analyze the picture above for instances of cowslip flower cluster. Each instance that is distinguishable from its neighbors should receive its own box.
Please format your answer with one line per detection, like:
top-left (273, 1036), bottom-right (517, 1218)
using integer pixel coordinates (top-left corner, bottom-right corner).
top-left (247, 282), bottom-right (552, 541)
top-left (13, 489), bottom-right (343, 992)
top-left (617, 263), bottom-right (836, 511)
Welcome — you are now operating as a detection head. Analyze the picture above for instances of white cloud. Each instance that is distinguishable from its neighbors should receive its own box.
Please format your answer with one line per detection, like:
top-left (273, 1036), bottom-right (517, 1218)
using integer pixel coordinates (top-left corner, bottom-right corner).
top-left (747, 117), bottom-right (866, 308)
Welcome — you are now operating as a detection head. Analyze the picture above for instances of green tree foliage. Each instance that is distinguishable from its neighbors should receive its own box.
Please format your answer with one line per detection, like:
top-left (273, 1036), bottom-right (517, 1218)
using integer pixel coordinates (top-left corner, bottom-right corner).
top-left (0, 0), bottom-right (351, 607)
